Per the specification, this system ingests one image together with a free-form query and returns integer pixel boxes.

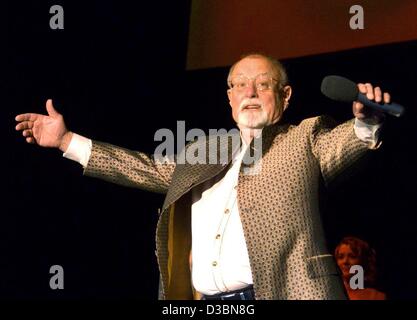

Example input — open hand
[15,99,72,152]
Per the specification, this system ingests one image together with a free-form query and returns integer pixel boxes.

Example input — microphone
[321,75,405,117]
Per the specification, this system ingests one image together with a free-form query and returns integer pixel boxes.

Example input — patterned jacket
[83,116,378,299]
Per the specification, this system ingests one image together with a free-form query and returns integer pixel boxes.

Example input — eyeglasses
[228,73,279,92]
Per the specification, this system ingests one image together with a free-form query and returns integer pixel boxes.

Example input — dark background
[4,1,417,300]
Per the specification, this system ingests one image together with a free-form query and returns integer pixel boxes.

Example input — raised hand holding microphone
[321,75,405,123]
[353,82,389,125]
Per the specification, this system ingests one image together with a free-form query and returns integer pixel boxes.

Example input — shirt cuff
[354,118,382,149]
[62,133,92,168]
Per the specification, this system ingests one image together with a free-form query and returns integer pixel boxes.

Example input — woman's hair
[335,236,378,286]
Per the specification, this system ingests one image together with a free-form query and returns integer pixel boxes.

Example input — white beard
[237,108,268,129]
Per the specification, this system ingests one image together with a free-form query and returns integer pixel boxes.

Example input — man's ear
[227,89,232,107]
[282,85,292,111]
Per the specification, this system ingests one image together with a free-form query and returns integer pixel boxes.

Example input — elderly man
[15,53,388,300]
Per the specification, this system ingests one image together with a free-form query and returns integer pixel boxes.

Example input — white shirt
[191,138,252,295]
[63,119,381,294]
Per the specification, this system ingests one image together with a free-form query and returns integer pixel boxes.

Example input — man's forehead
[233,57,276,76]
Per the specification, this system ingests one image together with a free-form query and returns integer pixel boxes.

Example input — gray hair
[227,53,288,91]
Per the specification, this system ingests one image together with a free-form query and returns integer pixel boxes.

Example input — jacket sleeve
[83,141,175,194]
[309,116,380,186]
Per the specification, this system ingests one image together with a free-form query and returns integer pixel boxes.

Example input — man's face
[227,57,289,130]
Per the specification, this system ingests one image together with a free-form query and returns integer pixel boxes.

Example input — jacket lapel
[161,132,241,212]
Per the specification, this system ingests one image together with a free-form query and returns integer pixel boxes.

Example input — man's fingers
[15,121,33,131]
[23,129,32,137]
[354,84,364,108]
[365,83,374,100]
[374,87,382,103]
[46,99,59,117]
[355,82,390,124]
[384,92,391,104]
[352,101,366,118]
[26,137,35,144]
[353,101,365,113]
[357,83,391,104]
[15,113,39,122]
[352,101,361,112]
[357,83,367,94]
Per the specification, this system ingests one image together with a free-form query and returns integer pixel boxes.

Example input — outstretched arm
[312,83,389,184]
[15,99,175,193]
[84,141,175,194]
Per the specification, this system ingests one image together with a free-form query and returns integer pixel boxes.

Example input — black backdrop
[4,1,417,300]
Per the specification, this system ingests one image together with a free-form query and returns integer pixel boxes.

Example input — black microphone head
[321,75,359,102]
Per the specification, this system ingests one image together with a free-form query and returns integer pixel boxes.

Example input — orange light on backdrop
[187,0,417,70]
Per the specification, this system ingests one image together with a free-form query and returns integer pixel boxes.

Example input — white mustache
[239,99,263,111]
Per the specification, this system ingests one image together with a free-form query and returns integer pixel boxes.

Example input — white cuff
[354,118,382,148]
[63,133,92,168]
